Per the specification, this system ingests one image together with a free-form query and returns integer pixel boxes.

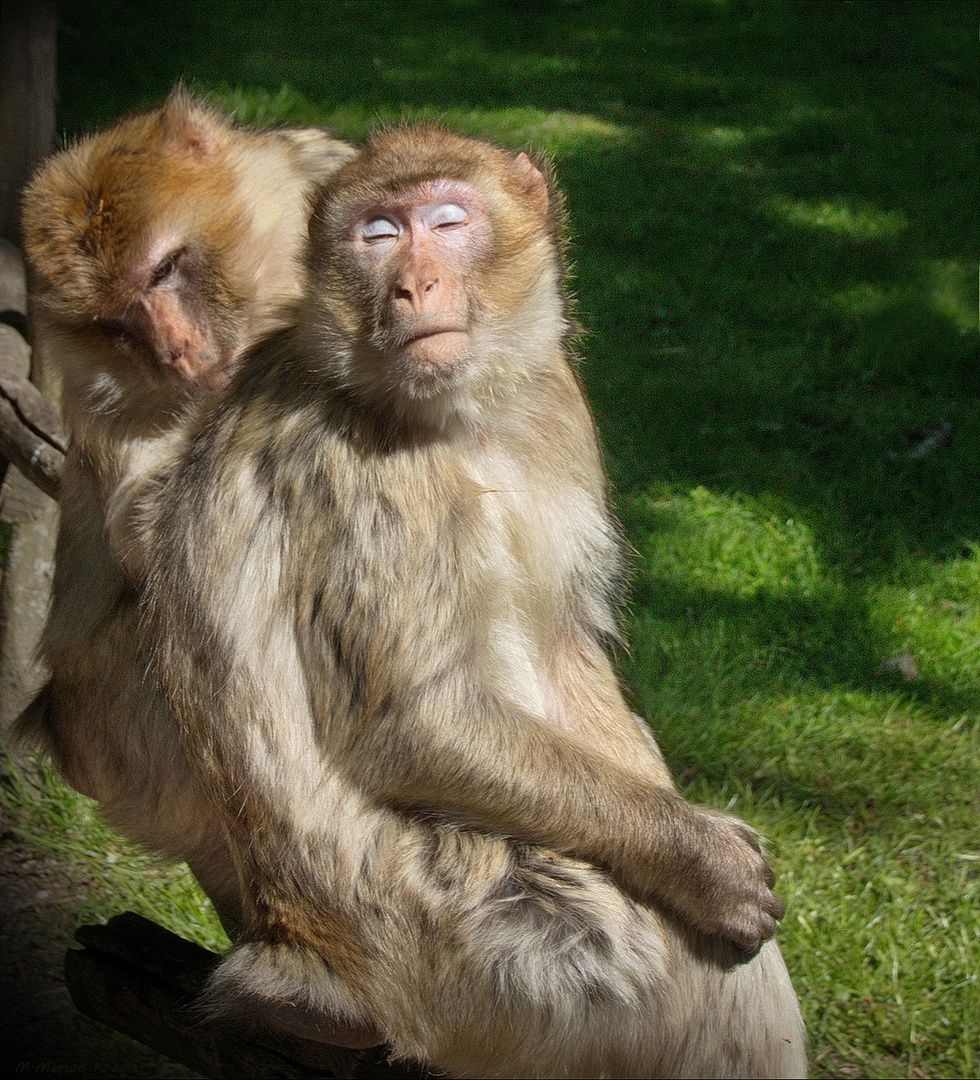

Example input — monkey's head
[22,93,256,398]
[304,126,572,430]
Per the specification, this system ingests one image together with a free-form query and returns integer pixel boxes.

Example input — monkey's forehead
[341,177,487,215]
[24,164,243,311]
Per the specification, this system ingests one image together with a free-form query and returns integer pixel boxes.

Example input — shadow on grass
[54,0,978,805]
[622,574,978,811]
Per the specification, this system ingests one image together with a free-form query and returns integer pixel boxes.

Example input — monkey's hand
[653,806,784,953]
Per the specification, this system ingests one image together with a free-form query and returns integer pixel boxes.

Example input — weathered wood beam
[67,913,432,1080]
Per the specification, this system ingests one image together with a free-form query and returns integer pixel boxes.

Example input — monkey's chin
[401,330,470,369]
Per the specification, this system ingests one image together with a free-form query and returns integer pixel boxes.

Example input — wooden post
[0,0,59,733]
[0,0,57,246]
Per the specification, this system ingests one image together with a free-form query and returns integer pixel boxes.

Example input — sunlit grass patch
[1,752,227,953]
[771,800,980,1080]
[203,81,334,129]
[923,260,978,334]
[767,197,909,241]
[869,546,980,693]
[627,486,826,599]
[620,481,980,1077]
[206,82,632,154]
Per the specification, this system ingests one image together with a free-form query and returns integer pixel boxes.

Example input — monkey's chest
[307,445,598,635]
[291,443,613,726]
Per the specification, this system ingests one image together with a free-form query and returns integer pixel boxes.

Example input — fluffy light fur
[124,127,807,1078]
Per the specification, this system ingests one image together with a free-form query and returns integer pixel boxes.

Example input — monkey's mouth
[400,328,470,367]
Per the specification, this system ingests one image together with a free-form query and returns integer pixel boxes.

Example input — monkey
[119,125,807,1078]
[16,91,357,940]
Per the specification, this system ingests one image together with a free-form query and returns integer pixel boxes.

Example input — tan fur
[127,127,806,1077]
[16,92,355,932]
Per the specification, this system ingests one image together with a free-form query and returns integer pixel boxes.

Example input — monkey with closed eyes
[111,125,807,1079]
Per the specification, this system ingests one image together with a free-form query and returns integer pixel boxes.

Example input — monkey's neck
[65,371,197,506]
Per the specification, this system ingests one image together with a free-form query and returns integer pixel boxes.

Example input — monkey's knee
[205,942,382,1050]
[476,851,673,1009]
[665,936,808,1080]
[467,857,806,1079]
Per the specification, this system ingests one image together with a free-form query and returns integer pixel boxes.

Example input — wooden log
[0,241,65,502]
[66,913,432,1080]
[0,238,61,732]
[0,323,65,501]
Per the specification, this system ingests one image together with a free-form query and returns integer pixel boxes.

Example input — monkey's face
[91,239,249,391]
[34,240,249,411]
[22,104,255,403]
[306,131,564,429]
[349,179,491,376]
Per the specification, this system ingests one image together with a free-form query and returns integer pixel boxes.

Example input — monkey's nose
[395,274,441,311]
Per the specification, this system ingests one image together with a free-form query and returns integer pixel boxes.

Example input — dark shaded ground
[0,801,198,1079]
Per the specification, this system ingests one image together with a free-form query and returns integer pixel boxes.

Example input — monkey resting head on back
[16,91,355,930]
[120,125,808,1078]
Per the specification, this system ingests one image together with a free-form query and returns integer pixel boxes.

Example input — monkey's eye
[360,218,400,243]
[99,319,139,349]
[149,249,184,287]
[429,203,468,229]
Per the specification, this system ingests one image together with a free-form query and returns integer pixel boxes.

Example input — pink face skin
[98,239,241,392]
[347,180,492,370]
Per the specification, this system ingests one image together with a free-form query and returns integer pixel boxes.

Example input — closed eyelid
[360,217,400,241]
[428,203,468,227]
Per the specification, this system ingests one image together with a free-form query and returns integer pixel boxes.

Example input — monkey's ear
[513,153,550,215]
[159,94,224,163]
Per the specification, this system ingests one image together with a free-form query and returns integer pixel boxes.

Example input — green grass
[1,753,227,952]
[622,488,980,1076]
[7,1,978,1076]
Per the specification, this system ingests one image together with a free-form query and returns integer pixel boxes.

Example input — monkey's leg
[205,825,805,1079]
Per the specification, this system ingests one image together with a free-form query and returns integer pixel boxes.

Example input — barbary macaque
[16,92,355,929]
[120,126,807,1078]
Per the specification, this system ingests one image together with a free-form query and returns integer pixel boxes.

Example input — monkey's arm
[340,684,783,952]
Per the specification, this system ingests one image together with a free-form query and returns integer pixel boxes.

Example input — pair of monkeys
[19,94,806,1078]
